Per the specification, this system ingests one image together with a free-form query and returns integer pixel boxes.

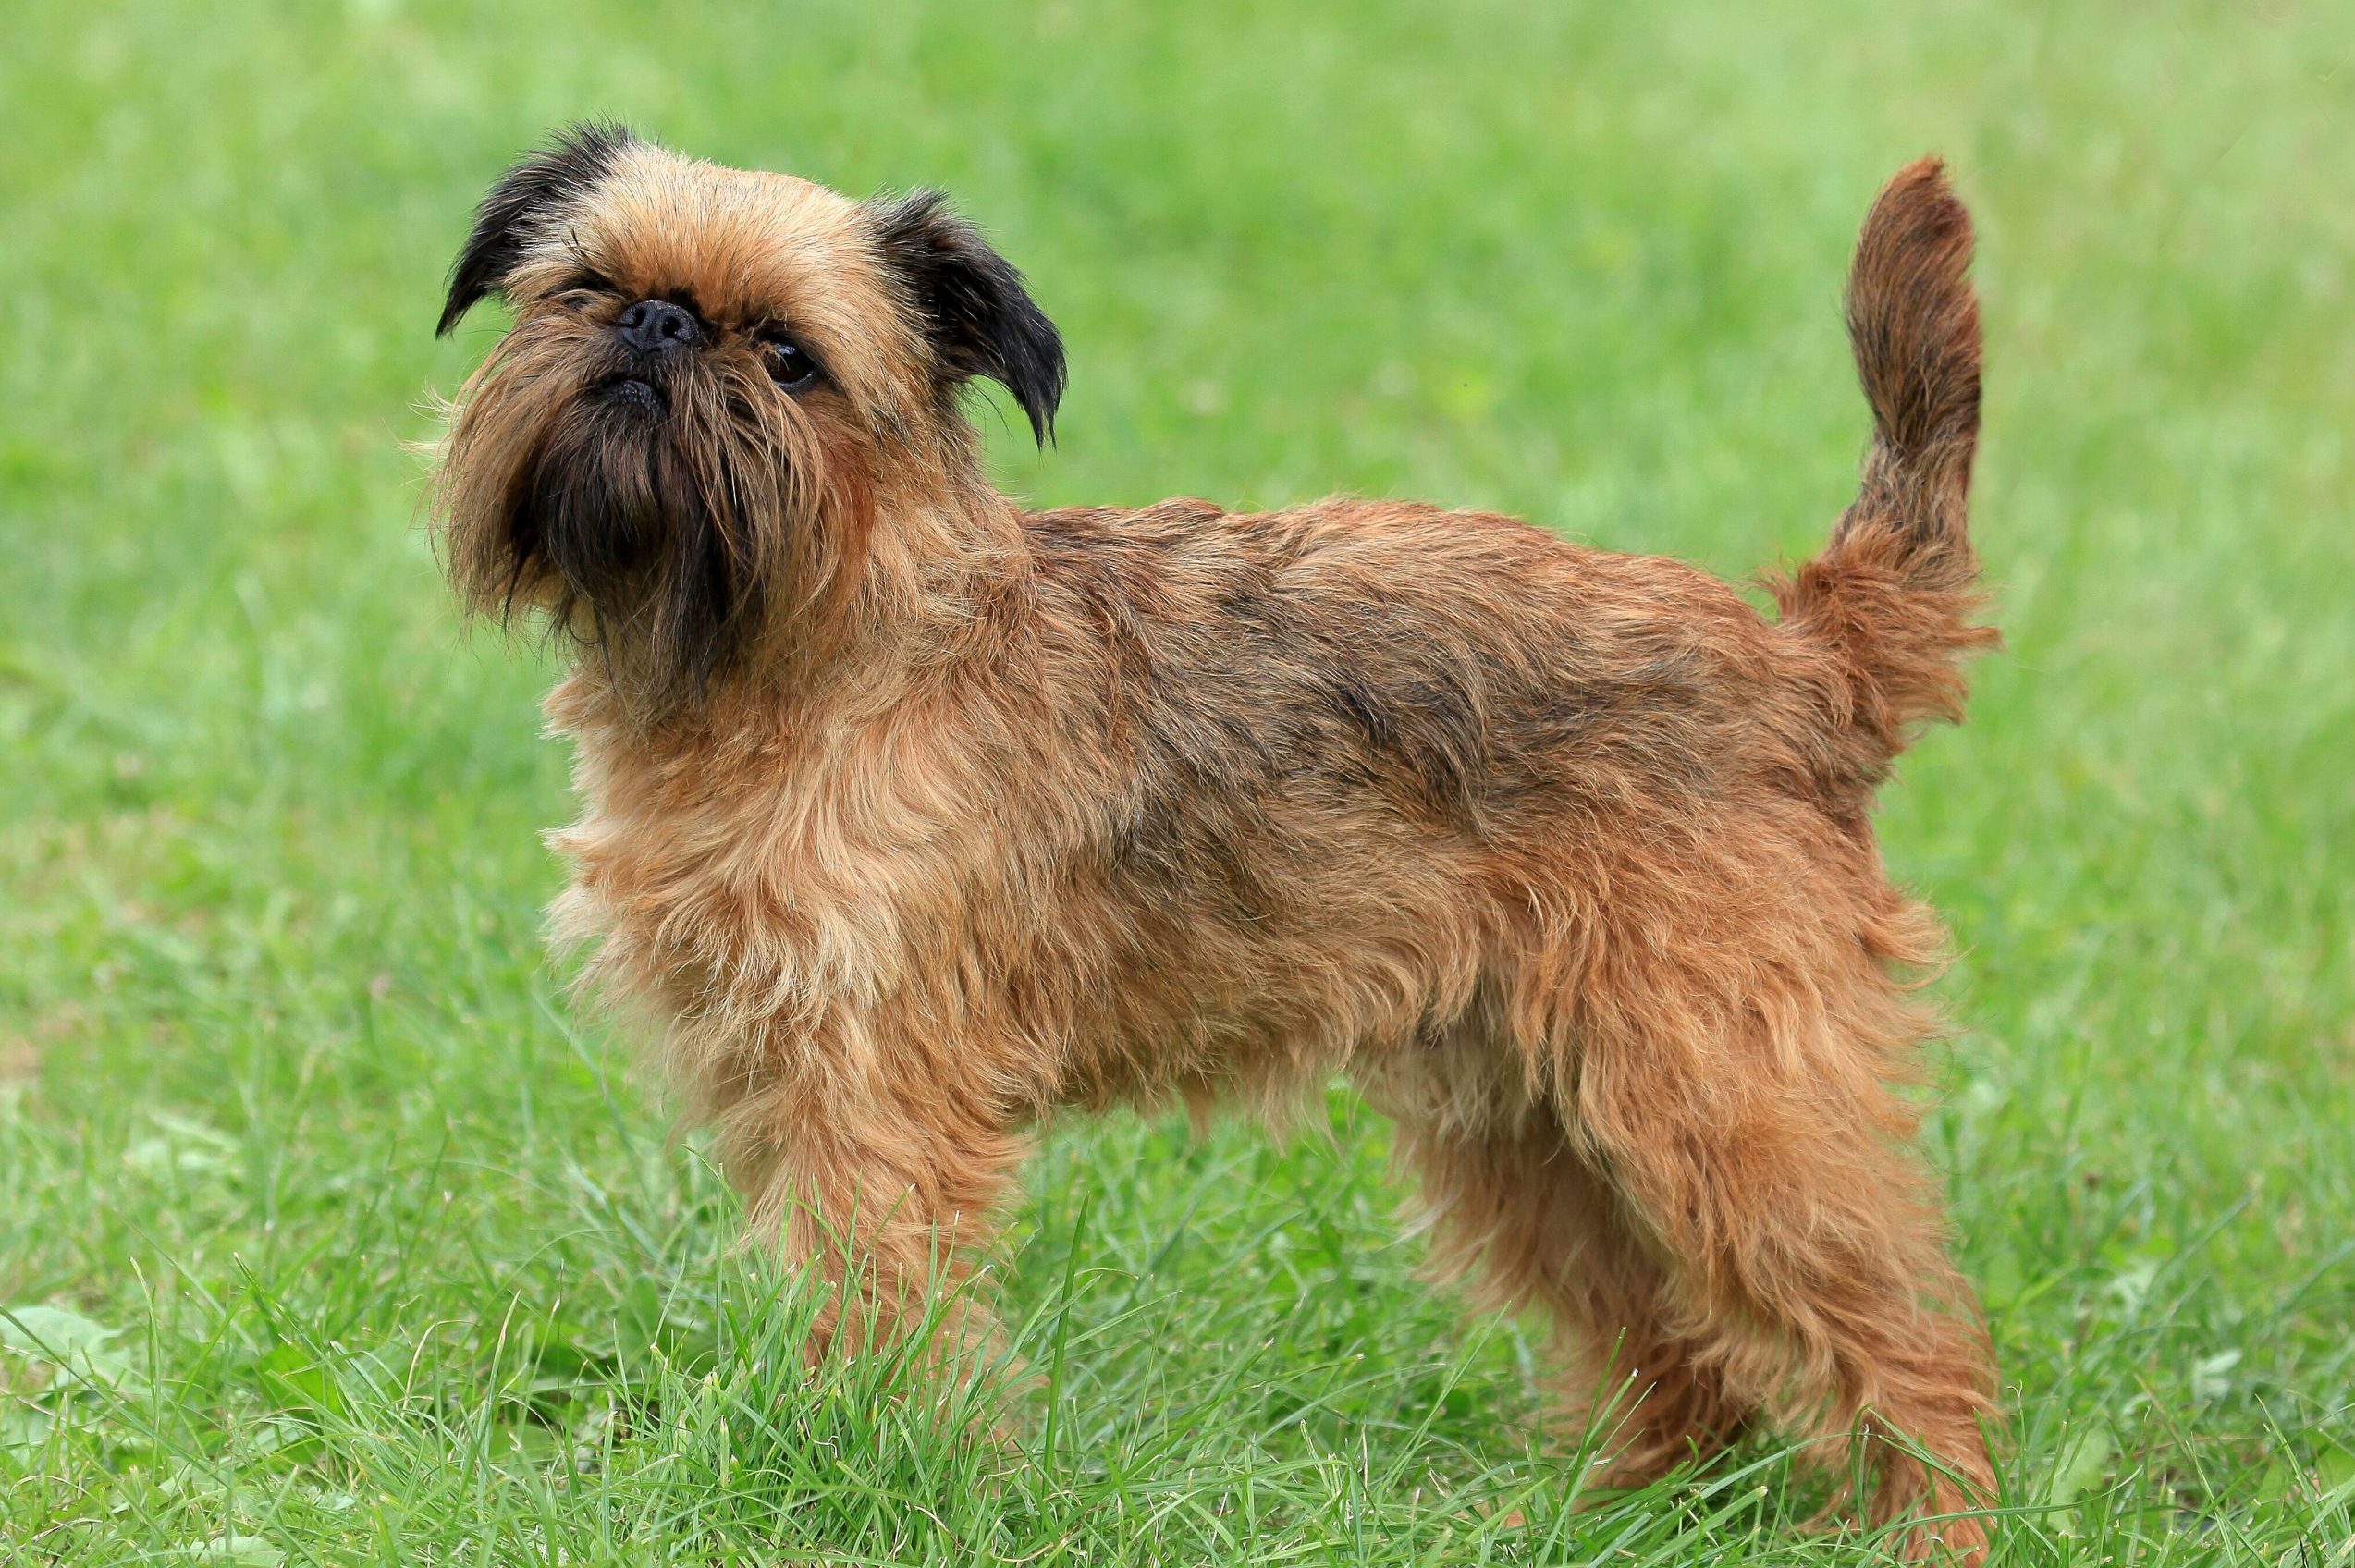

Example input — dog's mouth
[595,375,668,415]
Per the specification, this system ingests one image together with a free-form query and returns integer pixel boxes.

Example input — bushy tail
[1776,159,1995,776]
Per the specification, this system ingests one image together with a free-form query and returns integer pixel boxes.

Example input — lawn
[4,1,2351,1562]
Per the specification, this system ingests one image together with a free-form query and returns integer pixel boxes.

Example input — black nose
[614,299,703,355]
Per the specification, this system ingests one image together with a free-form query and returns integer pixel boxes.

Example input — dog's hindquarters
[1381,815,1999,1557]
[1368,161,2004,1559]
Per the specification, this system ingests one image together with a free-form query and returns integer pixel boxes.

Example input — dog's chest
[542,687,1024,1021]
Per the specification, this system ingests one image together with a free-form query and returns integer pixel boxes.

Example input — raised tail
[1776,158,1996,778]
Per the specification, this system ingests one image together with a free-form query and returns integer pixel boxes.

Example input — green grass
[4,1,2351,1562]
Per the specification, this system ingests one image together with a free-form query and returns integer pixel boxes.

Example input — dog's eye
[760,336,822,393]
[553,271,614,310]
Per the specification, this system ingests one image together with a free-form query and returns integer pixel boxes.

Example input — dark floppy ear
[871,190,1067,445]
[437,122,638,337]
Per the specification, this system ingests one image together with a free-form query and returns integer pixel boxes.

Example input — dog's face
[431,124,1064,704]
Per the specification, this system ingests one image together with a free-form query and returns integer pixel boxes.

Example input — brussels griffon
[430,126,2000,1554]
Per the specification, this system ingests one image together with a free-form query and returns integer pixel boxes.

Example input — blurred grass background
[3,1,2351,1562]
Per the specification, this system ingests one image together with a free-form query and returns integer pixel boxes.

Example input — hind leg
[1366,1071,1759,1482]
[1563,929,1999,1559]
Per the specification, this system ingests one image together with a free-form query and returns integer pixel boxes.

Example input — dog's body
[433,129,1998,1554]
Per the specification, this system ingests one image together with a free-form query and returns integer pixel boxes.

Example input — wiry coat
[431,132,2000,1558]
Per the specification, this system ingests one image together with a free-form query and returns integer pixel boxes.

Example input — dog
[428,125,2000,1556]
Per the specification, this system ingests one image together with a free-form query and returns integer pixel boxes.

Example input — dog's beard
[438,324,840,709]
[519,399,754,699]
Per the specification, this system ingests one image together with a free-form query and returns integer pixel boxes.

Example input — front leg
[721,1047,1032,1366]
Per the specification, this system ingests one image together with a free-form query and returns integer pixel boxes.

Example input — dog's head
[429,124,1063,705]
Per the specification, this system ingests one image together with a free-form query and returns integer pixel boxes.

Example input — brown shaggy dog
[429,127,2000,1556]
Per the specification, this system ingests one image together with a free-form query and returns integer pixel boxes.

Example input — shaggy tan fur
[429,129,2001,1557]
